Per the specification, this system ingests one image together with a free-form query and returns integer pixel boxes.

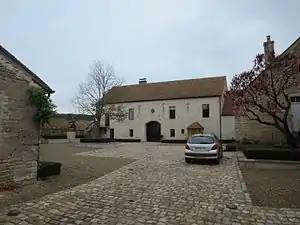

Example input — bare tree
[73,61,126,134]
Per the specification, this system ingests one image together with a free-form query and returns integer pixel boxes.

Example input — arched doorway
[146,121,161,142]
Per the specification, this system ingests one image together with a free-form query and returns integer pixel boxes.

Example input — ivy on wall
[27,86,56,125]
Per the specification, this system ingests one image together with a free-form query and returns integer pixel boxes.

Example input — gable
[0,45,54,94]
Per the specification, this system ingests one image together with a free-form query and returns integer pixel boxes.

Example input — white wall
[108,97,221,141]
[221,116,236,140]
[286,90,300,132]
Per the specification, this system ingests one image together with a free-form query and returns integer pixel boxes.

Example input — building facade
[0,45,53,186]
[103,76,236,141]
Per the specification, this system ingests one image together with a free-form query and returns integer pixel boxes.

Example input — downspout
[219,96,222,141]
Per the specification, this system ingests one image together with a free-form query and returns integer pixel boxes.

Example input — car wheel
[185,158,191,164]
[215,156,220,164]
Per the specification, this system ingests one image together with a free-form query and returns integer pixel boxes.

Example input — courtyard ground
[1,142,300,224]
[241,167,300,208]
[0,144,135,209]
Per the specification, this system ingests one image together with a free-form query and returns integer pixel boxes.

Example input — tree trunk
[285,134,298,147]
[283,129,298,147]
[280,119,298,147]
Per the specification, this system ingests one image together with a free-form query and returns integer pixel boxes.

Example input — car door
[213,135,222,154]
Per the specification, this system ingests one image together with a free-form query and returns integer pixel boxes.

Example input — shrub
[160,139,187,144]
[243,148,300,161]
[80,138,141,143]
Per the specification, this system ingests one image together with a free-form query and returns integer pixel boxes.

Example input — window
[169,106,176,119]
[170,129,175,137]
[186,103,190,112]
[181,129,185,134]
[104,114,110,127]
[188,136,214,144]
[128,108,134,120]
[202,104,210,118]
[129,129,134,137]
[290,96,300,103]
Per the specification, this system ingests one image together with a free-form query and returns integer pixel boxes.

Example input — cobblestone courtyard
[1,143,300,224]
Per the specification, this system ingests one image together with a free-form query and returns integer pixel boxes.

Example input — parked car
[184,133,223,164]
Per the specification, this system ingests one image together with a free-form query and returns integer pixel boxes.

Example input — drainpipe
[219,96,222,142]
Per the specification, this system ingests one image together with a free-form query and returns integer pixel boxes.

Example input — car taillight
[185,144,190,150]
[211,144,218,150]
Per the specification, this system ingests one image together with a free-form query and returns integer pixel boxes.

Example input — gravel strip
[0,143,135,210]
[241,167,300,208]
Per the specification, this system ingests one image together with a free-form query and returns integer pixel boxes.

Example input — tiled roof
[104,76,226,104]
[187,122,204,129]
[222,95,234,116]
[42,120,91,130]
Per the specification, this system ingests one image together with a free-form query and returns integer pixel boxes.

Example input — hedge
[42,134,86,139]
[42,135,67,139]
[225,144,237,152]
[243,148,300,161]
[80,138,141,143]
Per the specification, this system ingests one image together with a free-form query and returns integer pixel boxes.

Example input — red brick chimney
[263,35,275,63]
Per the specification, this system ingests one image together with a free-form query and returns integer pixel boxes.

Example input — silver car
[184,133,223,164]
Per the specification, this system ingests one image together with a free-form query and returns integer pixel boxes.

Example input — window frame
[169,106,176,119]
[129,129,134,137]
[290,96,300,103]
[170,129,175,137]
[104,113,110,127]
[202,104,210,118]
[128,108,134,120]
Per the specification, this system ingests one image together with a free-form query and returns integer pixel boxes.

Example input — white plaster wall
[221,116,236,140]
[108,97,221,141]
[290,103,300,132]
[286,89,300,132]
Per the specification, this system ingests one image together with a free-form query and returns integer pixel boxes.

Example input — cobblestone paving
[1,143,300,224]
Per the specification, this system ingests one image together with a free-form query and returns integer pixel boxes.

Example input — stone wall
[235,116,283,143]
[0,56,39,186]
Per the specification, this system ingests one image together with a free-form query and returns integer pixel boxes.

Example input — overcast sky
[1,0,299,113]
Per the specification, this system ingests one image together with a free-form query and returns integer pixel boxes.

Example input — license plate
[194,147,206,151]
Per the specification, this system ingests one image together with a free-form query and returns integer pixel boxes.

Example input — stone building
[235,36,300,143]
[0,45,54,186]
[103,76,236,141]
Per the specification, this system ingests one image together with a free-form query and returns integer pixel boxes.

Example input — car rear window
[188,136,214,144]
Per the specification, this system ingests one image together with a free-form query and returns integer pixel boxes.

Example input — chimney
[139,78,147,84]
[263,35,275,62]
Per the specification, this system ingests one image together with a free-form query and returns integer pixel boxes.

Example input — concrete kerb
[235,151,253,205]
[239,158,300,170]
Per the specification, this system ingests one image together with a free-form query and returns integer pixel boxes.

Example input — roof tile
[105,76,226,104]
